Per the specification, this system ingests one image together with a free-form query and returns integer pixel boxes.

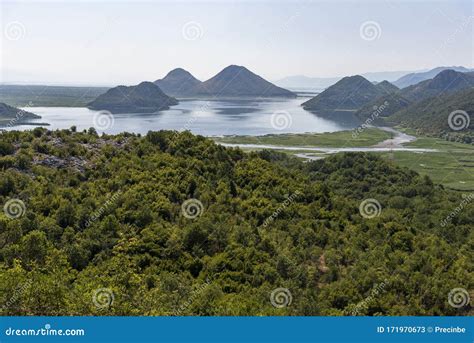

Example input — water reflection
[5,97,362,136]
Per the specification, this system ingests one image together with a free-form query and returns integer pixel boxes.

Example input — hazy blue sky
[1,0,472,85]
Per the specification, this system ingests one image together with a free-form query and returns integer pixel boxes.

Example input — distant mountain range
[356,69,474,120]
[87,82,178,114]
[0,102,40,123]
[276,66,473,90]
[275,70,411,90]
[274,75,341,90]
[401,69,474,101]
[392,66,472,88]
[301,75,397,111]
[155,65,295,98]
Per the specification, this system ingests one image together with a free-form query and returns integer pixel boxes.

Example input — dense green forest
[0,128,472,316]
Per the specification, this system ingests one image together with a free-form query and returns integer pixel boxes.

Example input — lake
[7,97,362,136]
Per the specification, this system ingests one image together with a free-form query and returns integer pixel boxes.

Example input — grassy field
[383,136,474,191]
[0,85,109,107]
[377,149,474,191]
[215,128,474,191]
[215,128,392,147]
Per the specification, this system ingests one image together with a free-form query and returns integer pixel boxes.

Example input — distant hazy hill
[0,85,109,107]
[301,75,395,111]
[387,88,474,136]
[275,70,412,90]
[393,66,472,88]
[87,82,178,113]
[274,75,341,90]
[154,68,202,97]
[0,102,40,123]
[193,65,296,98]
[356,70,474,120]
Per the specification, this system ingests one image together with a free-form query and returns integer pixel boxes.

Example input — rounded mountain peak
[165,68,195,78]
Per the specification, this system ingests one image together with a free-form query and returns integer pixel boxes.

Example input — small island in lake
[87,82,178,114]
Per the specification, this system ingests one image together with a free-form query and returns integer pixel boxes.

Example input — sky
[0,0,473,86]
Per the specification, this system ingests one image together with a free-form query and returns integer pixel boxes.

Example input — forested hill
[0,129,472,316]
[387,88,474,141]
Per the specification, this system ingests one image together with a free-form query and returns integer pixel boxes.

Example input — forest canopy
[0,128,472,316]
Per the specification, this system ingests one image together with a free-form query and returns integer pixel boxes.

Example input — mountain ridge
[192,65,296,98]
[154,68,202,97]
[87,81,178,114]
[393,66,472,88]
[355,69,474,121]
[301,75,396,112]
[153,65,296,98]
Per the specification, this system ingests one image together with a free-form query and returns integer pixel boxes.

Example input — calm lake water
[8,97,362,136]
